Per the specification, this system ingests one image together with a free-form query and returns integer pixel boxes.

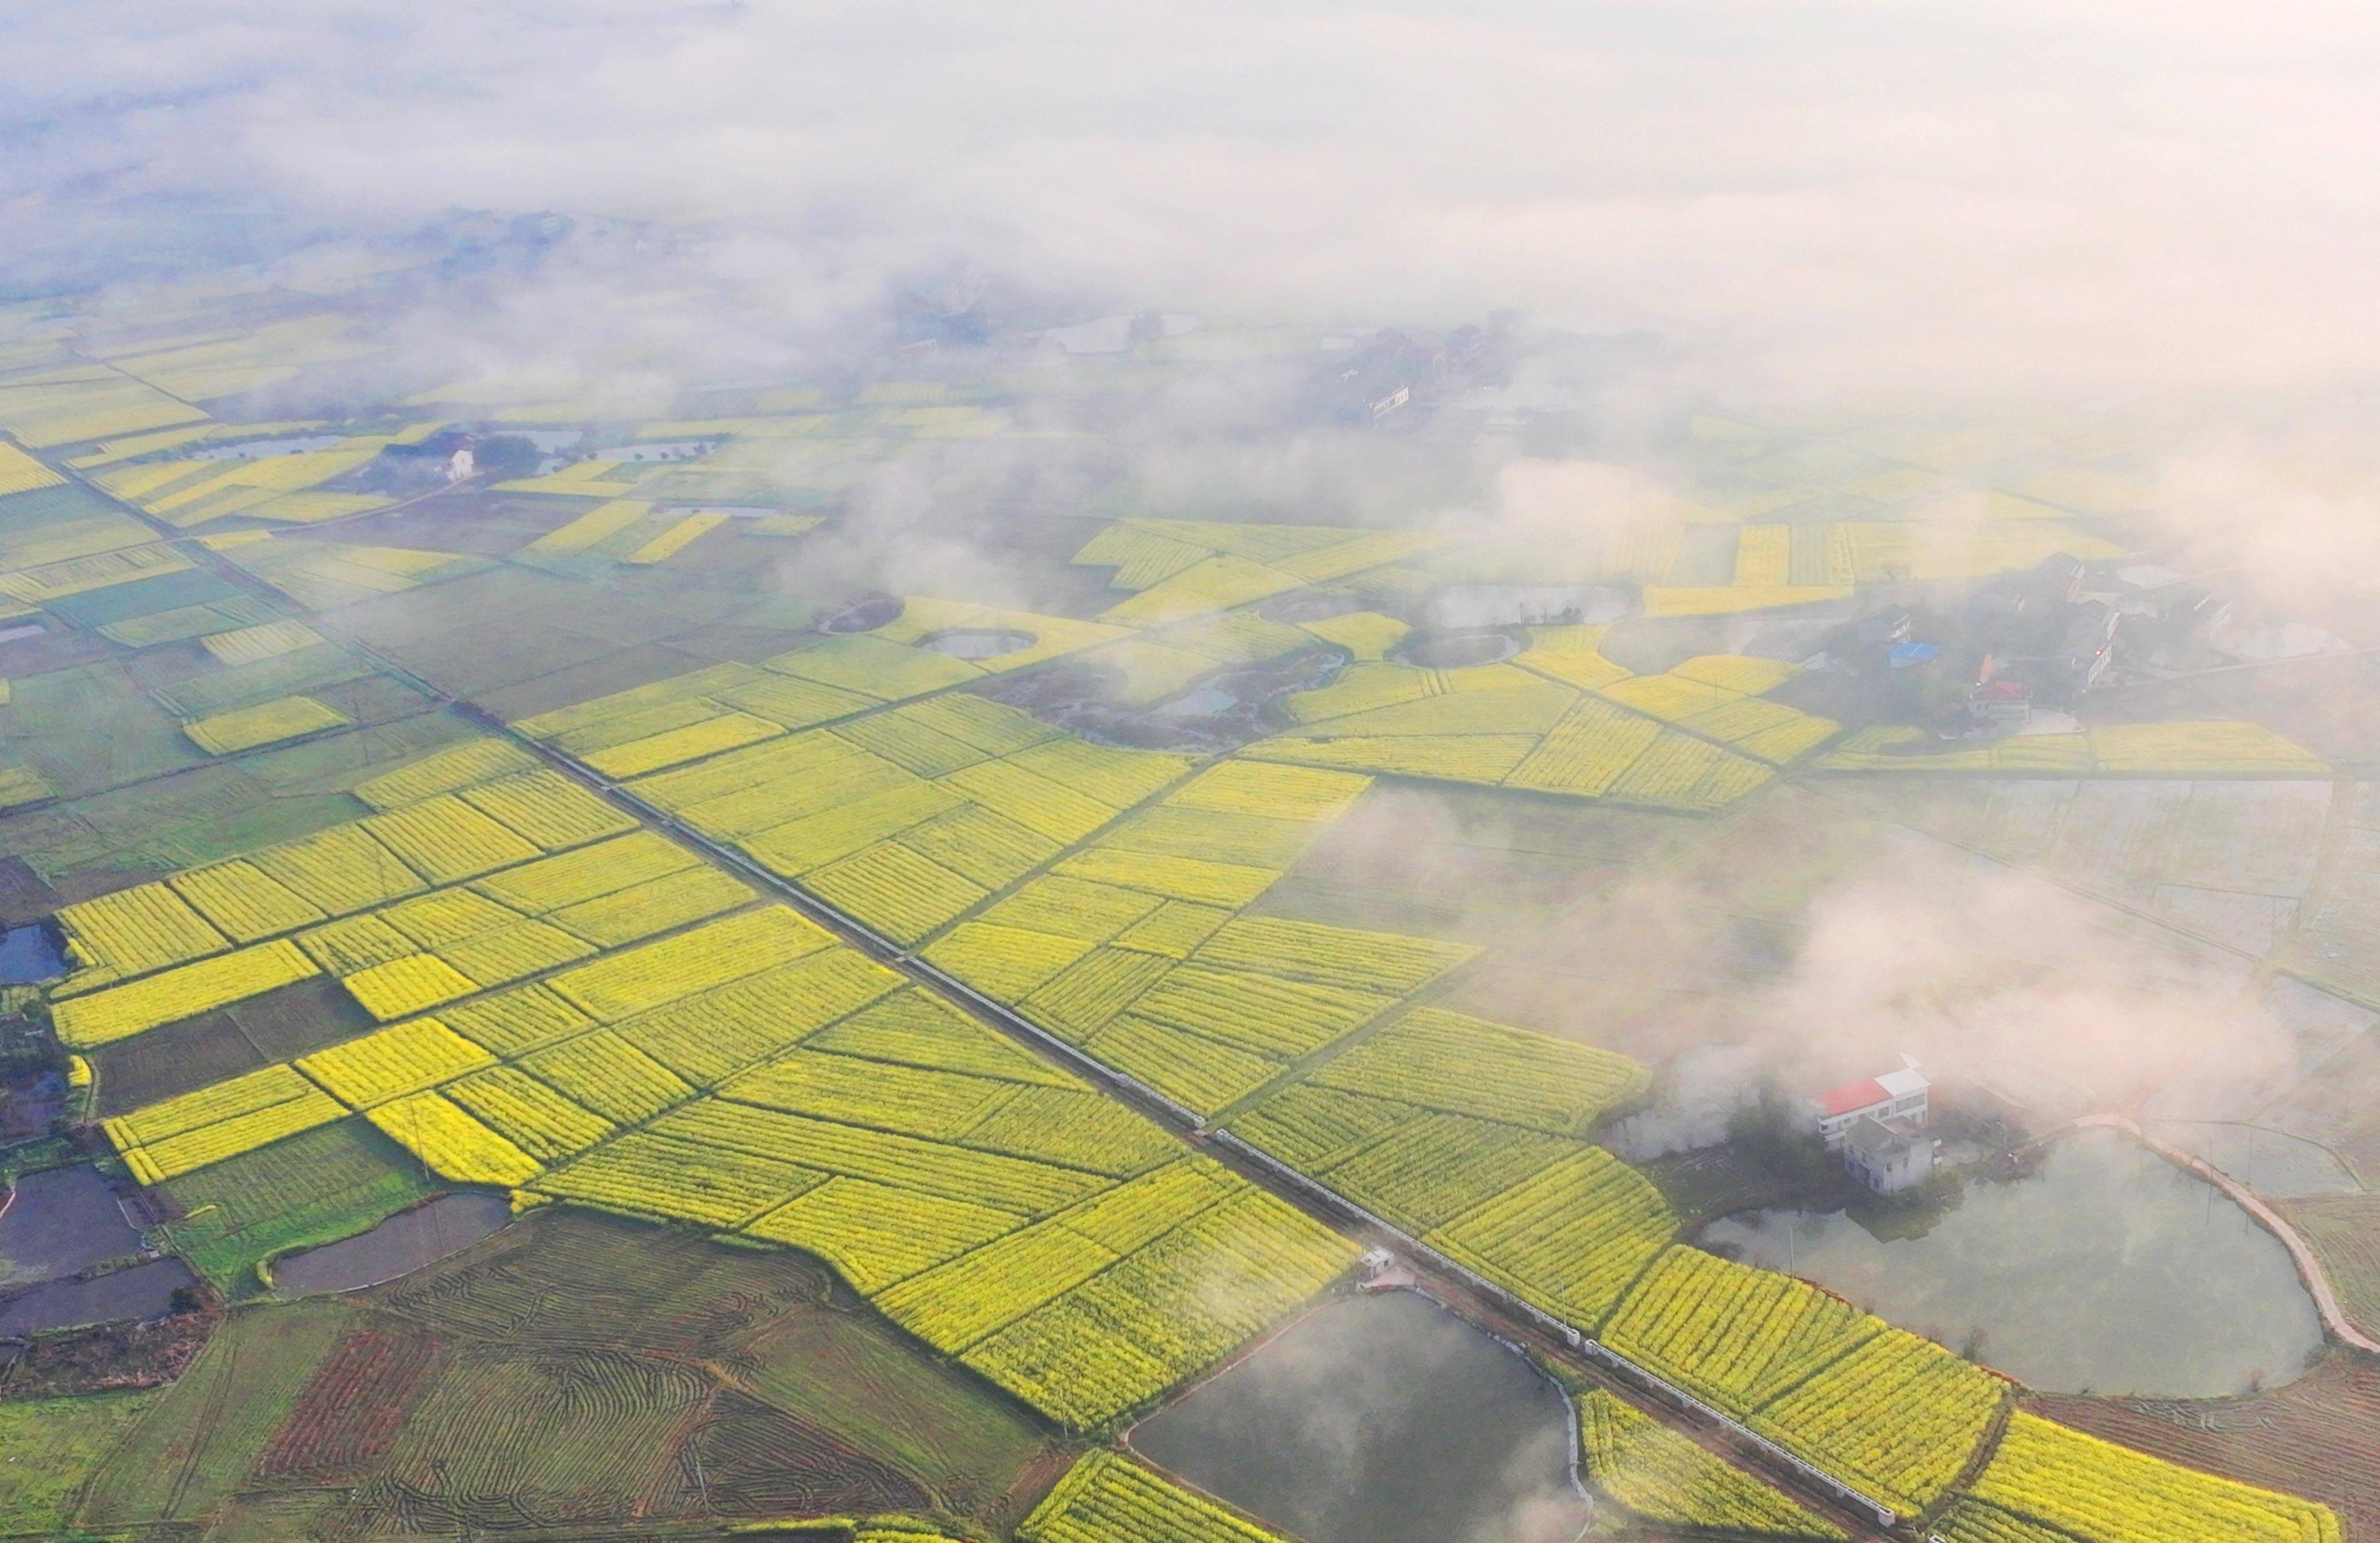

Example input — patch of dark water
[1131,1291,1591,1543]
[0,1256,196,1335]
[0,924,66,984]
[270,1192,513,1296]
[0,1166,144,1290]
[1701,1128,2322,1396]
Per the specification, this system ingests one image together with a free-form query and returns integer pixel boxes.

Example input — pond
[1130,1290,1591,1543]
[0,1257,196,1336]
[0,924,67,985]
[922,628,1033,660]
[1700,1129,2323,1397]
[1425,584,1631,630]
[0,1166,144,1290]
[270,1192,513,1296]
[1394,630,1521,669]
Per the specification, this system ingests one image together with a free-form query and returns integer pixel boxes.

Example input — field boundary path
[2074,1114,2380,1355]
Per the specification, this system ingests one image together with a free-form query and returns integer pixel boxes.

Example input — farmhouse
[1843,1113,1935,1194]
[1806,1066,1929,1149]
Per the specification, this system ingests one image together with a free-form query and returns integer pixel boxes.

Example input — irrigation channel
[52,456,1901,1542]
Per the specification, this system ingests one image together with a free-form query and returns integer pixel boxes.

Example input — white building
[1807,1066,1929,1149]
[1843,1114,1934,1194]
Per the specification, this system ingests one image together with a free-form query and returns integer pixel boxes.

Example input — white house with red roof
[1807,1063,1929,1149]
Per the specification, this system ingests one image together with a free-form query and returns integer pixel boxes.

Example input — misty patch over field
[11,0,2380,1253]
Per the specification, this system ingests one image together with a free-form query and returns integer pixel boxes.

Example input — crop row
[167,860,329,943]
[1312,1006,1650,1134]
[975,875,1164,942]
[744,1175,1022,1292]
[299,1017,494,1107]
[1229,1083,1417,1169]
[1748,1327,2008,1515]
[1251,730,1540,784]
[1020,1450,1286,1543]
[363,1091,542,1187]
[661,1098,1102,1214]
[1576,1390,1845,1540]
[1097,803,1321,870]
[1425,1147,1677,1330]
[805,990,1081,1088]
[1081,1013,1278,1115]
[1604,1246,1880,1414]
[1964,1413,2341,1543]
[52,881,231,987]
[608,948,903,1085]
[802,840,989,944]
[1504,699,1663,794]
[523,1030,695,1123]
[183,693,351,755]
[535,1130,826,1228]
[894,802,1059,888]
[53,938,318,1049]
[1189,915,1474,994]
[725,1048,1020,1142]
[1318,1111,1575,1231]
[444,1065,614,1161]
[546,906,833,1018]
[57,747,645,1013]
[121,1086,348,1183]
[352,736,538,809]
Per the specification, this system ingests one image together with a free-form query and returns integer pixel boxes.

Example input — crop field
[1251,648,1801,811]
[252,1323,452,1482]
[1960,1413,2343,1543]
[1821,721,2329,778]
[0,1390,162,1534]
[1021,1449,1289,1543]
[1577,1389,1845,1539]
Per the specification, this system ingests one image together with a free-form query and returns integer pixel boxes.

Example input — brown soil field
[91,1010,268,1116]
[664,1390,930,1518]
[228,975,375,1061]
[0,1306,216,1398]
[253,1321,452,1482]
[0,857,61,927]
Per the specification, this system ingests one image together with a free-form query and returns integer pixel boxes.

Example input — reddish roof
[1817,1078,1891,1117]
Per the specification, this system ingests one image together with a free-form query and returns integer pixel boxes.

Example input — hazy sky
[10,1,2380,399]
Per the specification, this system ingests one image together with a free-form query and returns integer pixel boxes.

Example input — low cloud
[9,0,2380,405]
